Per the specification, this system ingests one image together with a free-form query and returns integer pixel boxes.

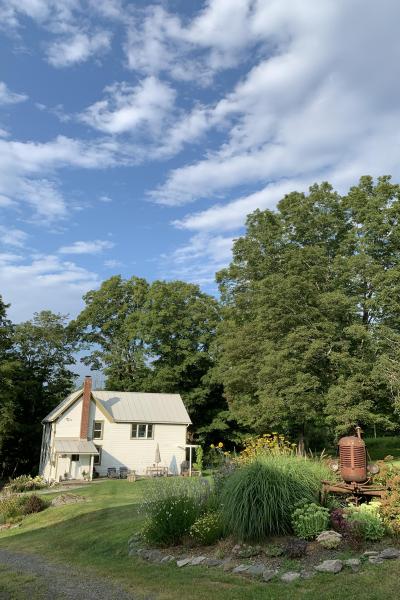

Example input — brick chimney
[80,376,92,440]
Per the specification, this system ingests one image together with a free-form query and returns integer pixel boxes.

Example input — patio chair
[119,467,128,479]
[107,467,117,478]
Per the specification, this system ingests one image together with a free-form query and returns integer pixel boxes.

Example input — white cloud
[0,252,99,322]
[80,77,175,135]
[46,29,111,68]
[0,135,132,220]
[58,239,114,254]
[104,258,121,268]
[0,81,27,105]
[0,226,28,247]
[150,0,400,207]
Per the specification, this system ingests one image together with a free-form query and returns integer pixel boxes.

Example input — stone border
[128,537,400,584]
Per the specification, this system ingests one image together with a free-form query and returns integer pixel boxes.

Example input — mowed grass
[0,479,399,600]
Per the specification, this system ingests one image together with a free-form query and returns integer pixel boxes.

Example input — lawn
[0,479,399,600]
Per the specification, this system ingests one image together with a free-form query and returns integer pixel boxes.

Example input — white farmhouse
[39,376,192,482]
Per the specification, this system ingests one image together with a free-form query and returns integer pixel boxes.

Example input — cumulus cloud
[80,77,175,135]
[46,29,111,68]
[0,226,28,247]
[0,81,27,105]
[0,252,99,322]
[0,135,132,220]
[59,240,114,254]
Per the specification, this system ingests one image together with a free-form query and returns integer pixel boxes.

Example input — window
[94,445,102,466]
[71,454,79,462]
[131,423,153,439]
[93,421,104,440]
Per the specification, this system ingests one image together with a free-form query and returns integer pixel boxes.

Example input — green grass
[0,566,50,600]
[0,479,399,600]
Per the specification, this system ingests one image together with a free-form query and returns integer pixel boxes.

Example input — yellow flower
[218,442,224,448]
[210,444,215,449]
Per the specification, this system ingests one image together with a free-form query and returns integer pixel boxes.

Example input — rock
[244,565,265,578]
[300,570,316,579]
[379,548,400,560]
[281,571,301,583]
[222,560,236,572]
[190,556,206,566]
[344,558,361,571]
[315,559,343,574]
[232,564,250,574]
[137,549,152,560]
[262,569,278,582]
[363,551,379,557]
[203,558,222,567]
[369,556,384,565]
[232,544,241,554]
[148,550,164,562]
[160,555,175,563]
[128,548,139,556]
[177,558,192,568]
[316,530,342,549]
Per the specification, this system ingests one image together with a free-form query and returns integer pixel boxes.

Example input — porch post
[89,455,94,481]
[189,446,192,477]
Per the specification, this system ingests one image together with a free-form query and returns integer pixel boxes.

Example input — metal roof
[93,391,192,424]
[54,438,99,454]
[42,388,83,423]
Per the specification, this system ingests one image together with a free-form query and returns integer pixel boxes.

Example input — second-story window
[131,423,153,439]
[93,421,104,440]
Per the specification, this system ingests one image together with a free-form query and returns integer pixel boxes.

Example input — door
[69,454,80,479]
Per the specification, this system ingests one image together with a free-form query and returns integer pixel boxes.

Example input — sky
[1,0,400,323]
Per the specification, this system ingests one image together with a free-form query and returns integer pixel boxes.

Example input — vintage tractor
[321,426,386,503]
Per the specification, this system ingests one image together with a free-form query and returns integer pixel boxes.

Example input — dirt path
[0,549,146,600]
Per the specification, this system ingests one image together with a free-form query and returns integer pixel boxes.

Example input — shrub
[0,495,24,522]
[193,446,204,472]
[21,494,49,515]
[291,503,330,540]
[346,502,386,541]
[6,475,47,493]
[330,508,364,549]
[189,512,223,545]
[221,454,330,540]
[141,479,211,546]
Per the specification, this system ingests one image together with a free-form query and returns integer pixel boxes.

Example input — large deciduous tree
[0,307,77,476]
[215,176,400,442]
[74,277,235,444]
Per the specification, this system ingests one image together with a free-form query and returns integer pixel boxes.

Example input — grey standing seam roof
[93,391,191,424]
[54,439,99,454]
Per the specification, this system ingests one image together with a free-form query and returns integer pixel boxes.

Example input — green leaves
[215,176,400,440]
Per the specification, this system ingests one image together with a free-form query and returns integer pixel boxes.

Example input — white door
[69,455,80,479]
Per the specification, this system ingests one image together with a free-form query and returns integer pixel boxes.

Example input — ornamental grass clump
[221,454,330,541]
[141,478,212,546]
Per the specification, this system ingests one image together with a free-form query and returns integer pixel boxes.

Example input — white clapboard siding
[89,401,186,475]
[55,396,83,437]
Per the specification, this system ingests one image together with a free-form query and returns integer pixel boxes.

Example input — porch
[54,438,99,482]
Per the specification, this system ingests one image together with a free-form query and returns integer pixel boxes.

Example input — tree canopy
[74,277,237,444]
[215,176,400,441]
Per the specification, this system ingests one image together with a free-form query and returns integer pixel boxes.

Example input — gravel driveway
[0,549,145,600]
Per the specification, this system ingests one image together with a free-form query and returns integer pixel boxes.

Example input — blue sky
[1,0,400,323]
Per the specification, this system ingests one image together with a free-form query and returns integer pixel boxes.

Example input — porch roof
[54,438,99,455]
